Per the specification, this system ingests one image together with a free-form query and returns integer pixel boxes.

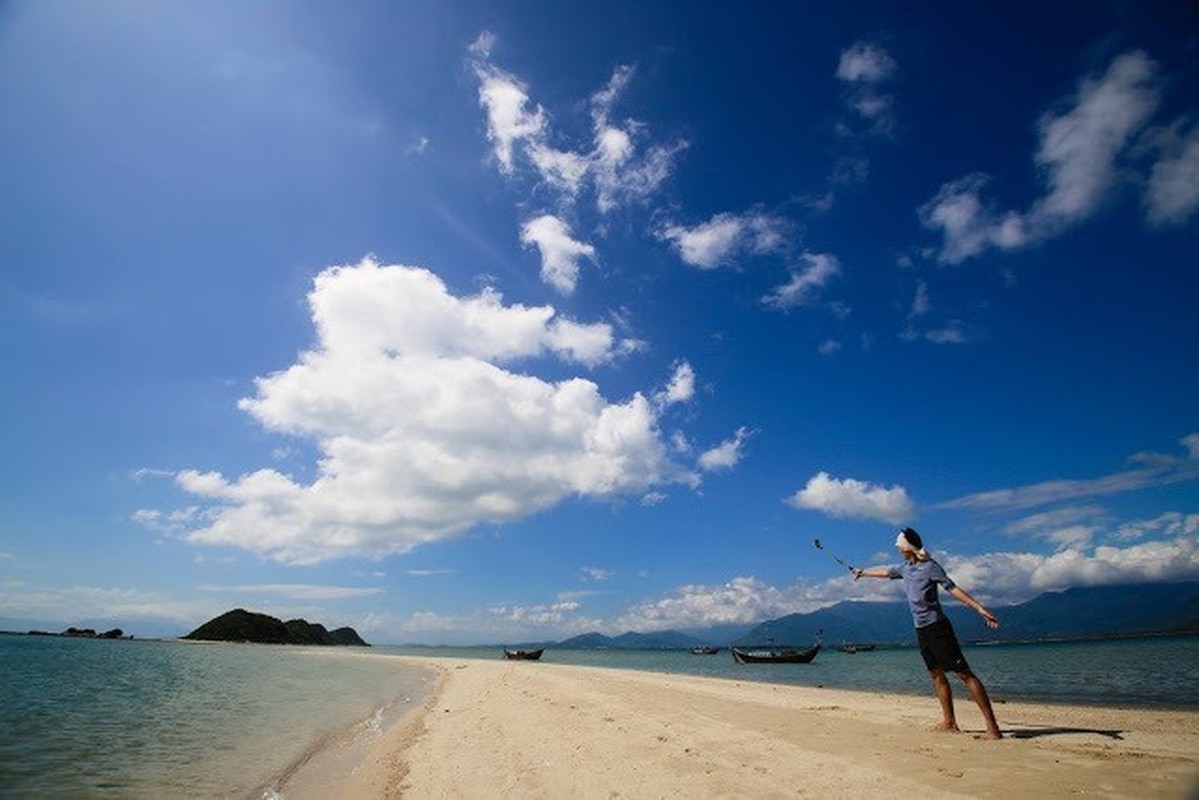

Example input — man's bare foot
[977,729,1002,740]
[932,721,961,733]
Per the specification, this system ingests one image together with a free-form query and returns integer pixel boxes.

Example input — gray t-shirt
[887,559,957,628]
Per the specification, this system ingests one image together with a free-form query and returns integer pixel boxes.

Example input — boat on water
[836,643,876,654]
[689,646,720,655]
[731,643,821,664]
[503,648,545,660]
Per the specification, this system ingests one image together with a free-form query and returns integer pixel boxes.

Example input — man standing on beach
[854,527,1003,739]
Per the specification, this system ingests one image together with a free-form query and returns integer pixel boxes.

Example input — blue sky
[2,1,1197,644]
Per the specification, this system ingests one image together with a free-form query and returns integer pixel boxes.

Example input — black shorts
[916,617,971,673]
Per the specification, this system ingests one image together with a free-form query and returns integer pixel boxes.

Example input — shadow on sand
[1005,726,1124,740]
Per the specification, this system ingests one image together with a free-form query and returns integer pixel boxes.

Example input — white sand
[338,657,1199,798]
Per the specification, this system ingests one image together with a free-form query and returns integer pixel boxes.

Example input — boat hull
[503,648,544,660]
[731,644,821,664]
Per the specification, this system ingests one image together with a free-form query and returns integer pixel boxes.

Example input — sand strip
[341,657,1199,798]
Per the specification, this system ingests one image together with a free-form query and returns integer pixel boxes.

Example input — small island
[26,627,130,639]
[183,608,369,646]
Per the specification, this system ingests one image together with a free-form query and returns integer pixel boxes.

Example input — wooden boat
[689,646,720,655]
[836,643,876,654]
[731,643,821,664]
[503,648,544,660]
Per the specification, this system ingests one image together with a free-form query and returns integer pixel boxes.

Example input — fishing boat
[731,643,821,664]
[836,643,876,654]
[689,646,720,655]
[503,648,545,660]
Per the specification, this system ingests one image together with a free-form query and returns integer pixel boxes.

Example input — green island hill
[183,608,369,646]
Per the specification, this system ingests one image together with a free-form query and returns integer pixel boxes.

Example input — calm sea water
[0,636,433,798]
[1,634,1195,797]
[380,634,1199,709]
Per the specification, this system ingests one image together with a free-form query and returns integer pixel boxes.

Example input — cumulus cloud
[656,211,788,269]
[921,50,1163,263]
[470,35,685,212]
[616,576,832,630]
[519,214,596,294]
[762,252,841,309]
[785,471,915,524]
[142,257,700,564]
[940,534,1199,605]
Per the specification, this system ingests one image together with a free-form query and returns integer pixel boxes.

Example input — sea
[2,633,1196,797]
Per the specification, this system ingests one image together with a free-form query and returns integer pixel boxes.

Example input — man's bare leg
[929,668,961,732]
[958,670,1002,739]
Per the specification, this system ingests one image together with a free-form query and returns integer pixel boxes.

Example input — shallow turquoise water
[0,636,432,798]
[1,633,1193,797]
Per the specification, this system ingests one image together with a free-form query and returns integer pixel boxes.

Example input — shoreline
[334,656,1199,798]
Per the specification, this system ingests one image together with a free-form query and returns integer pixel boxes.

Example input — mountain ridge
[500,580,1199,650]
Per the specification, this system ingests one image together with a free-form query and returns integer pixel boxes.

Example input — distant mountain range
[513,581,1199,650]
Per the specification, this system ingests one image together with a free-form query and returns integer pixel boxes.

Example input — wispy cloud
[469,33,685,213]
[836,41,897,136]
[762,252,841,310]
[1143,119,1199,225]
[920,50,1174,264]
[197,584,384,600]
[940,433,1199,512]
[580,567,613,582]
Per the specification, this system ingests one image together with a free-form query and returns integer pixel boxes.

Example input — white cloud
[519,214,596,295]
[655,361,695,406]
[762,251,840,309]
[918,174,1028,264]
[617,576,831,630]
[698,426,751,472]
[1112,512,1198,542]
[1144,120,1199,225]
[657,211,788,270]
[940,434,1199,512]
[921,50,1163,263]
[836,42,897,83]
[197,584,384,600]
[472,60,545,174]
[131,506,204,533]
[0,584,213,628]
[1029,50,1160,228]
[923,320,970,344]
[909,281,930,318]
[149,257,700,564]
[940,534,1199,605]
[817,339,842,356]
[470,40,684,213]
[581,566,613,582]
[836,41,897,136]
[785,471,915,524]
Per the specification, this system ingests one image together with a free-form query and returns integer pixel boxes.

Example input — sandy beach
[339,656,1199,799]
